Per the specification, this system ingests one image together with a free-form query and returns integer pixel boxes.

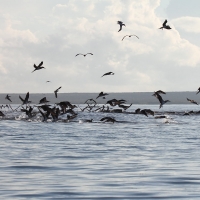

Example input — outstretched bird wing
[132,35,139,39]
[163,19,167,27]
[122,35,128,41]
[19,95,24,102]
[86,53,93,56]
[75,53,82,57]
[25,92,29,102]
[38,61,43,67]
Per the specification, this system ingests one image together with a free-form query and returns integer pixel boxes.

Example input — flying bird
[32,61,45,73]
[159,19,171,30]
[122,35,139,41]
[154,92,170,109]
[5,94,12,102]
[75,53,93,57]
[187,98,198,105]
[39,97,49,104]
[117,21,125,32]
[54,87,62,98]
[96,92,109,99]
[19,92,31,105]
[101,72,114,77]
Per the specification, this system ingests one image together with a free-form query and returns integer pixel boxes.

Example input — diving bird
[5,94,12,102]
[122,34,139,41]
[154,92,170,109]
[32,61,45,73]
[75,53,93,57]
[96,92,108,99]
[187,98,198,105]
[19,92,31,105]
[101,72,114,77]
[117,21,125,32]
[54,87,62,98]
[196,87,200,94]
[159,19,171,30]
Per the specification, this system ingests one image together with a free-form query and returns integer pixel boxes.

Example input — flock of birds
[0,20,200,123]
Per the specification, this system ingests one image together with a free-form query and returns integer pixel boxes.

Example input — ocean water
[0,104,200,199]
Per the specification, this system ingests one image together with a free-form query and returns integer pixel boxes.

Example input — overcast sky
[0,0,200,93]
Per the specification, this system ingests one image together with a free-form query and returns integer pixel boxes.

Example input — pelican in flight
[122,35,139,41]
[54,87,62,98]
[159,19,171,30]
[5,94,12,102]
[101,72,114,77]
[96,92,108,99]
[32,61,45,73]
[19,92,31,105]
[117,21,125,32]
[154,92,170,108]
[187,98,198,105]
[75,53,93,57]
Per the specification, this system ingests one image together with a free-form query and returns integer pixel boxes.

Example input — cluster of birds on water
[1,19,200,122]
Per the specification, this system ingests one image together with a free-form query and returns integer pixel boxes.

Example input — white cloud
[0,0,200,93]
[172,16,200,33]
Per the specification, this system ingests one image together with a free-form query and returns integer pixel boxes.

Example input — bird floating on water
[159,19,171,30]
[54,87,62,98]
[75,53,93,57]
[101,72,114,77]
[122,35,139,41]
[100,116,116,123]
[5,94,12,102]
[32,61,45,73]
[117,21,125,32]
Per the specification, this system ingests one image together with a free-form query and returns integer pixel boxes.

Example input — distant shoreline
[0,92,199,104]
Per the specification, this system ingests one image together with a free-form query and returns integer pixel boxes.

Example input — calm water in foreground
[0,104,200,199]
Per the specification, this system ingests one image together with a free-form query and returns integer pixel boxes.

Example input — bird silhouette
[100,116,116,123]
[101,72,114,77]
[187,98,198,105]
[159,19,171,30]
[54,87,62,98]
[39,97,49,104]
[19,92,31,105]
[122,35,139,41]
[154,93,170,108]
[96,92,108,99]
[75,53,93,57]
[32,61,45,73]
[117,21,125,32]
[5,94,12,102]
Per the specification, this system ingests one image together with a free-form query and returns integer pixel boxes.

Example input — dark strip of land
[0,92,199,104]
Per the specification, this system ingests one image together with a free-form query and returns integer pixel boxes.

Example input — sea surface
[0,104,200,199]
